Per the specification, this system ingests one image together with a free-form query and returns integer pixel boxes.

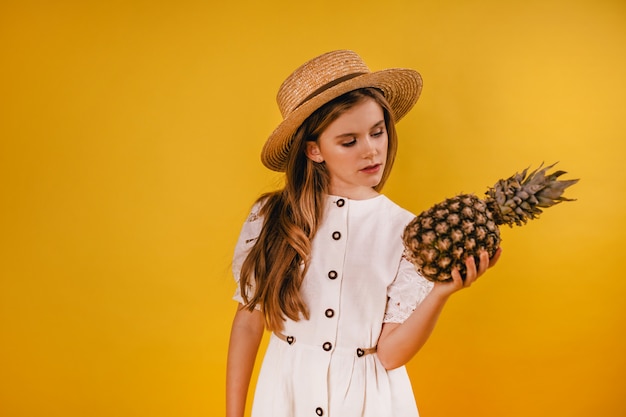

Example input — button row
[312,198,342,417]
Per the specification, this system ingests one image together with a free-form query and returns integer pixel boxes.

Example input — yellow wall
[1,0,625,416]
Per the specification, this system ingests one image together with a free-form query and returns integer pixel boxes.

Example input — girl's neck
[327,186,380,201]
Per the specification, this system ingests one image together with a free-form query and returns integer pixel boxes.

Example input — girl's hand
[431,247,502,298]
[378,247,501,369]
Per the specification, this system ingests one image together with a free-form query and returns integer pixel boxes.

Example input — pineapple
[402,163,578,282]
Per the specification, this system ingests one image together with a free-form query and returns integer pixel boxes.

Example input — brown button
[325,309,334,318]
[328,270,338,280]
[316,407,324,416]
[332,231,341,240]
[336,199,345,207]
[322,342,332,351]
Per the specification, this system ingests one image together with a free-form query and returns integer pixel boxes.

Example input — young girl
[226,50,500,417]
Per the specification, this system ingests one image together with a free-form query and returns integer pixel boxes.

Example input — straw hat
[261,50,423,172]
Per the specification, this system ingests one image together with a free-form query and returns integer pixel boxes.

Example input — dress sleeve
[232,201,264,307]
[383,254,434,324]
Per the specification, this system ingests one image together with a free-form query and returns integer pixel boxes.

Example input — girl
[226,50,500,417]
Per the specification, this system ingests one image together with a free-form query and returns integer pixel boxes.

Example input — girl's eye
[371,129,384,138]
[342,139,357,147]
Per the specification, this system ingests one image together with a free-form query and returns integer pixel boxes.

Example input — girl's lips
[360,163,382,174]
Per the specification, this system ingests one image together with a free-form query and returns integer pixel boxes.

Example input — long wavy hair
[239,87,399,331]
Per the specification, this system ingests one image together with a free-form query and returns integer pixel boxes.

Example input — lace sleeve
[383,254,434,323]
[232,201,264,308]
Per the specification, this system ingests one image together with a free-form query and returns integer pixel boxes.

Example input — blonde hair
[240,88,398,331]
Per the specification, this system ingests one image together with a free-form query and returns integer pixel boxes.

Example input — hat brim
[261,68,423,172]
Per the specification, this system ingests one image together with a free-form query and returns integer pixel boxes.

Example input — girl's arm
[226,305,265,417]
[377,248,501,370]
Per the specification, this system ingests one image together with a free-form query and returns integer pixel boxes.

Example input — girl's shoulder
[376,195,416,224]
[245,199,265,223]
[244,192,277,223]
[235,196,271,246]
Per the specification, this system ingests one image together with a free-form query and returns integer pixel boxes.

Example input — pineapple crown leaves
[485,162,579,227]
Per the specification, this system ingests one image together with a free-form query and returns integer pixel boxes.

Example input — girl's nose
[362,137,378,158]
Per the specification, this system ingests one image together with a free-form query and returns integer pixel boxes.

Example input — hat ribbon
[295,72,368,110]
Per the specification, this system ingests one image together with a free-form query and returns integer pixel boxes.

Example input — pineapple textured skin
[403,194,501,282]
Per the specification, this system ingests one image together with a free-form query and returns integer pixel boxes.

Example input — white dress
[232,194,433,417]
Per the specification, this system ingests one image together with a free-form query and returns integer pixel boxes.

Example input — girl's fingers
[477,250,490,276]
[467,248,501,285]
[447,248,502,293]
[463,256,478,287]
[449,267,465,290]
[489,247,503,268]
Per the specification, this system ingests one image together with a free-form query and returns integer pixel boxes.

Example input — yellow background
[1,0,625,416]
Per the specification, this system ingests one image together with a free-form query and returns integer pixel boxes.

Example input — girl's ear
[305,141,324,163]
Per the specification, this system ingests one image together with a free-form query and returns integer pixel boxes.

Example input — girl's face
[305,98,388,200]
